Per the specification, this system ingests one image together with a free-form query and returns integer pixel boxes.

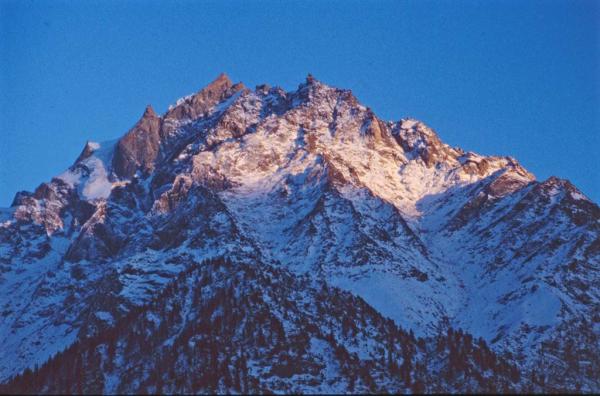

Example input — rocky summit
[1,74,598,394]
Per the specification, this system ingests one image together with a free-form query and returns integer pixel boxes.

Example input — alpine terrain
[1,74,598,394]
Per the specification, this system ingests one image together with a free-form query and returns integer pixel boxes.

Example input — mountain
[1,73,598,393]
[2,258,522,394]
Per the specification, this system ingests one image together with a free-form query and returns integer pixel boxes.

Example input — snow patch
[81,157,112,200]
[570,191,586,201]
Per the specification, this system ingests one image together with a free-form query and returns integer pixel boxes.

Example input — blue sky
[1,0,598,205]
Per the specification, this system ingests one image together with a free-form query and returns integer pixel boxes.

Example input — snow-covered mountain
[1,73,598,393]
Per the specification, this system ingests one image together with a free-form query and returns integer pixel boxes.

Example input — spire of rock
[363,112,384,144]
[302,73,324,89]
[294,73,329,104]
[164,72,245,122]
[112,104,163,178]
[207,72,233,91]
[73,140,100,165]
[143,104,157,118]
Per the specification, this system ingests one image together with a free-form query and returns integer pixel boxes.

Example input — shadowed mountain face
[1,74,598,393]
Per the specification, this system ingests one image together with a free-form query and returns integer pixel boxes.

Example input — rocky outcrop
[112,105,163,179]
[73,141,99,164]
[111,74,247,180]
[392,119,460,167]
[163,73,245,123]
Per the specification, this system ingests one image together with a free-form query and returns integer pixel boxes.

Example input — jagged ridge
[1,73,598,392]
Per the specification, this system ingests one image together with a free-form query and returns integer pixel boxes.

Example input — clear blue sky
[1,0,599,205]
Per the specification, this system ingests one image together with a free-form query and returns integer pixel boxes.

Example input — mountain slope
[2,257,522,394]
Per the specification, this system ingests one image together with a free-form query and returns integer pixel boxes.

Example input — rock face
[0,74,598,393]
[163,72,245,122]
[111,74,246,179]
[112,105,163,178]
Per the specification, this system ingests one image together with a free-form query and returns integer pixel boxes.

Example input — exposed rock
[73,141,99,164]
[393,119,459,167]
[112,105,163,178]
[164,73,245,123]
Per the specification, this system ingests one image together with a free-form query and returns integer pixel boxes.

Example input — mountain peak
[202,72,233,94]
[112,104,163,178]
[74,140,101,164]
[164,73,244,122]
[143,104,158,118]
[302,73,328,89]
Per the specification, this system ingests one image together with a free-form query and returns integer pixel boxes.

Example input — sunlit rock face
[1,74,598,393]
